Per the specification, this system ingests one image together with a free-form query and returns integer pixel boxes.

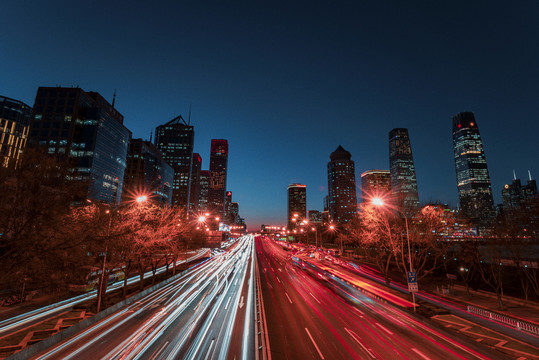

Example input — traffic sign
[407,271,417,284]
[408,283,418,293]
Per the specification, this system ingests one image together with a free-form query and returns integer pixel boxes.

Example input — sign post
[407,271,418,311]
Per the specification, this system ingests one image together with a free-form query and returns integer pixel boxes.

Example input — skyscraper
[29,87,131,204]
[155,115,194,209]
[327,145,357,223]
[123,138,174,205]
[199,170,210,212]
[189,153,202,213]
[225,191,233,223]
[287,184,306,229]
[361,170,391,203]
[208,139,228,217]
[0,95,32,168]
[389,128,420,214]
[452,112,495,230]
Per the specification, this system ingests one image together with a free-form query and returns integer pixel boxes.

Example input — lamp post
[371,197,416,311]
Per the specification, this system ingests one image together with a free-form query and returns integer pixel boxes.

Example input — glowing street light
[136,195,148,203]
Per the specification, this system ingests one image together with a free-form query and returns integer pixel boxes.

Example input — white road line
[305,327,325,359]
[344,328,375,359]
[285,292,293,304]
[309,292,321,304]
[224,296,232,310]
[276,277,281,283]
[412,348,432,360]
[204,339,215,360]
[154,340,169,359]
[376,322,394,335]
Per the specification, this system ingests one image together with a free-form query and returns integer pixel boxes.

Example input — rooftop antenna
[112,89,117,108]
[529,170,533,181]
[513,169,517,180]
[188,104,192,125]
[149,129,153,143]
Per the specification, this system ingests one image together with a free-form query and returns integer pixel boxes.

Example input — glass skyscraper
[208,139,228,217]
[360,169,391,204]
[327,145,357,224]
[189,153,202,213]
[287,184,307,229]
[452,112,495,230]
[199,170,210,212]
[29,87,131,204]
[0,95,32,168]
[389,128,420,214]
[155,115,194,210]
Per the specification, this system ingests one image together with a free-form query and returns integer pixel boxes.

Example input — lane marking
[376,322,394,335]
[412,348,432,360]
[305,327,325,359]
[309,292,321,304]
[285,292,293,304]
[153,340,169,359]
[276,277,281,283]
[344,328,375,359]
[224,296,232,310]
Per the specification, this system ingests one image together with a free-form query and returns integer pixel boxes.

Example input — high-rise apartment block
[389,128,420,214]
[29,87,131,204]
[155,115,194,210]
[208,139,228,217]
[327,145,357,223]
[452,112,495,230]
[189,153,202,213]
[360,169,391,203]
[0,95,32,168]
[123,138,174,205]
[287,184,307,229]
[199,170,210,212]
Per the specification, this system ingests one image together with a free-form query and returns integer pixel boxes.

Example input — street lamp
[371,197,416,311]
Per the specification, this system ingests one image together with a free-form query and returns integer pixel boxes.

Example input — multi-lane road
[30,235,255,360]
[255,236,498,360]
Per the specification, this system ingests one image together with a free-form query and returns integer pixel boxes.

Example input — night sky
[2,1,538,229]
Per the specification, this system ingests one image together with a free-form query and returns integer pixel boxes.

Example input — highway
[31,235,255,360]
[255,236,499,360]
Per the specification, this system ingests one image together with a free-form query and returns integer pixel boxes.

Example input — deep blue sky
[2,1,538,229]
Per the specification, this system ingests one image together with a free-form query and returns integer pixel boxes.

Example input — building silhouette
[452,112,495,231]
[389,128,420,214]
[189,153,202,213]
[199,170,210,212]
[327,145,357,223]
[208,139,228,217]
[360,169,391,204]
[123,138,173,205]
[0,95,32,168]
[155,115,194,210]
[29,87,131,204]
[287,184,307,229]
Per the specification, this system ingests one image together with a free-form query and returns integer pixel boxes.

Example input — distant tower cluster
[388,128,420,214]
[287,184,307,229]
[501,171,538,233]
[452,112,495,230]
[327,145,357,223]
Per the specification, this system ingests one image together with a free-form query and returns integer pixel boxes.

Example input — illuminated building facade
[452,112,495,230]
[225,191,233,223]
[29,87,131,204]
[0,95,31,168]
[327,145,357,223]
[123,138,173,205]
[389,128,420,214]
[308,210,322,224]
[287,184,306,229]
[229,202,239,224]
[208,139,228,217]
[155,115,194,210]
[198,170,210,212]
[360,169,391,203]
[189,153,202,213]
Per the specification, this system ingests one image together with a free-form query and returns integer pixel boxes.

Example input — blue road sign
[407,271,417,284]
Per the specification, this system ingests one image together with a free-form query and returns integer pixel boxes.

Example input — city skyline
[1,1,538,228]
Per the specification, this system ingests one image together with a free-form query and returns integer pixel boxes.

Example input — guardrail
[254,261,271,360]
[467,305,539,336]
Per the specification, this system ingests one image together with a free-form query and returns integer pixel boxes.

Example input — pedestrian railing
[467,305,539,336]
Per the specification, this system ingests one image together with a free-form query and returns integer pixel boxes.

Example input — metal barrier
[467,305,539,336]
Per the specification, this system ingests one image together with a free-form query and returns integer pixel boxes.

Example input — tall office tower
[225,191,233,223]
[208,139,228,217]
[229,202,239,224]
[308,210,322,224]
[327,145,357,224]
[155,115,194,210]
[452,112,495,230]
[198,170,210,212]
[389,128,420,214]
[123,138,174,205]
[29,87,131,204]
[287,184,307,229]
[361,170,391,203]
[189,153,202,213]
[0,95,32,168]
